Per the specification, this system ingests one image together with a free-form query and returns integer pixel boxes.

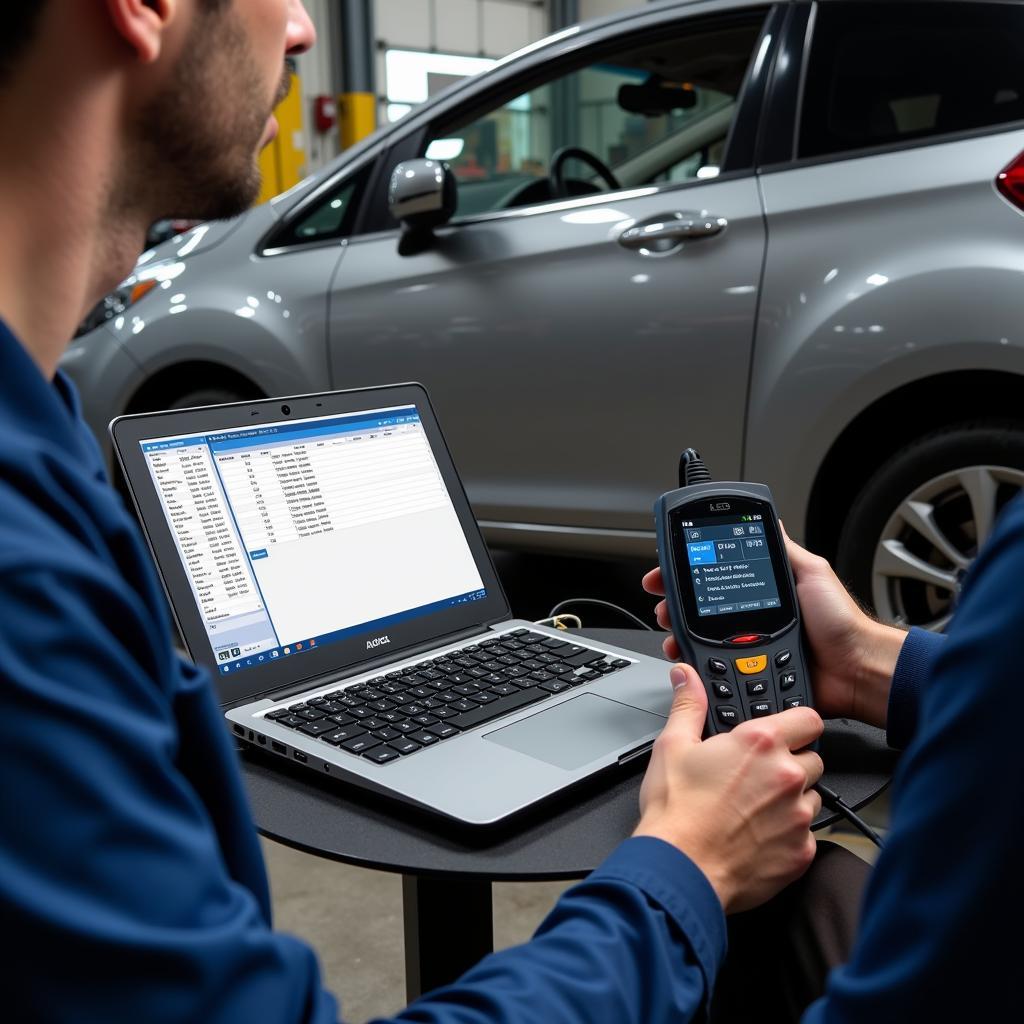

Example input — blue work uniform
[1,314,1019,1021]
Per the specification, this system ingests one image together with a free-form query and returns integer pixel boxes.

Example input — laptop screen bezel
[110,383,510,708]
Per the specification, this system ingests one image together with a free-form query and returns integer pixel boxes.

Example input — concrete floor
[262,836,572,1021]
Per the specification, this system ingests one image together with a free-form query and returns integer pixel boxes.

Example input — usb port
[293,750,307,763]
[271,741,286,754]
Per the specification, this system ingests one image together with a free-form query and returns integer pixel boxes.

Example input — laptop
[111,383,672,826]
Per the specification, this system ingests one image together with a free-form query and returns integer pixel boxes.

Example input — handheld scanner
[654,481,813,736]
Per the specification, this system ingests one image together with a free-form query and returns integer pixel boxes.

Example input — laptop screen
[139,403,487,679]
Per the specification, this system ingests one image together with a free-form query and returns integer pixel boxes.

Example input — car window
[270,170,369,249]
[423,11,767,218]
[652,135,729,184]
[800,2,1024,160]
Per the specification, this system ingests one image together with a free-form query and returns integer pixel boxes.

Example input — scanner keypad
[700,639,811,733]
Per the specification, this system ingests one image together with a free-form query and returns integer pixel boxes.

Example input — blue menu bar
[141,406,420,454]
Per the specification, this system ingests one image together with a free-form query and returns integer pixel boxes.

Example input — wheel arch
[805,369,1024,560]
[125,360,266,414]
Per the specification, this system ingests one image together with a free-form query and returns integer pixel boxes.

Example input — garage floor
[261,837,572,1021]
[259,552,890,1022]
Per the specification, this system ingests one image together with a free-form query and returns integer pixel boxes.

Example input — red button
[729,634,764,645]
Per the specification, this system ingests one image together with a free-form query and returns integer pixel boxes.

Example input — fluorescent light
[385,49,496,105]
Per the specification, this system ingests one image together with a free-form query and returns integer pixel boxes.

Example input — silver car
[66,0,1024,631]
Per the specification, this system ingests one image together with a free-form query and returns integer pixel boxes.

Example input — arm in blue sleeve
[886,626,945,749]
[0,568,339,1024]
[803,500,1024,1022]
[373,838,727,1024]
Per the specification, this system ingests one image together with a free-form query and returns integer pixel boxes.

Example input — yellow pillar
[338,91,377,150]
[258,71,307,205]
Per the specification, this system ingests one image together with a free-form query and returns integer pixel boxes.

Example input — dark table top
[242,628,897,881]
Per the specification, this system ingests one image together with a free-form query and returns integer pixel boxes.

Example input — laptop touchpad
[483,694,666,771]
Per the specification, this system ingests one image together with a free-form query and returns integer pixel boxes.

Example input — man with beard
[0,2,850,1022]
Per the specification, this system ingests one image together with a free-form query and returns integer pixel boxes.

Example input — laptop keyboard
[263,629,633,765]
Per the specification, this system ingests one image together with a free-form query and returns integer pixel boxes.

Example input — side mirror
[389,159,458,256]
[389,158,457,234]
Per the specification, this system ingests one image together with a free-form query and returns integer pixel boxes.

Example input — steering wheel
[549,146,621,199]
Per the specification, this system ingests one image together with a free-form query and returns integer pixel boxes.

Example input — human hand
[777,525,904,727]
[635,663,824,914]
[641,529,905,728]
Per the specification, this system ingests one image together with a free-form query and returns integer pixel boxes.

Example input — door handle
[618,211,727,252]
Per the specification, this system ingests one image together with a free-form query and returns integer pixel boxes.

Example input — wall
[375,0,548,56]
[579,0,646,20]
[293,0,340,172]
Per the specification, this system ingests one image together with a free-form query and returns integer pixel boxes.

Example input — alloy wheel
[871,465,1024,630]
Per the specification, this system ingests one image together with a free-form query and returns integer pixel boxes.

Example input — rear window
[800,2,1024,160]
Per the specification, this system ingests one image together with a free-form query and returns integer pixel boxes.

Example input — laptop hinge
[262,623,494,704]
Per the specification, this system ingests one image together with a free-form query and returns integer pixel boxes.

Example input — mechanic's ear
[104,0,175,64]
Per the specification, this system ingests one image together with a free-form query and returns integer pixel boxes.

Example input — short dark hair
[1,2,236,87]
[0,6,48,85]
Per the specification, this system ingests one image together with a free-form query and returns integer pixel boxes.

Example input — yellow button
[735,654,768,675]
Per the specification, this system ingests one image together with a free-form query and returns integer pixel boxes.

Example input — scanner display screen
[669,497,795,643]
[682,518,781,617]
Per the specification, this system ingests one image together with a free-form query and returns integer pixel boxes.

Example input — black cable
[547,598,655,631]
[815,782,885,848]
[678,448,711,488]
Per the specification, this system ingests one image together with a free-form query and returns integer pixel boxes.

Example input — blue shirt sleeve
[0,566,340,1024]
[803,499,1024,1021]
[375,838,726,1024]
[886,626,945,749]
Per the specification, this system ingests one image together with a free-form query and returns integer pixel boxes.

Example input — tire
[835,421,1024,630]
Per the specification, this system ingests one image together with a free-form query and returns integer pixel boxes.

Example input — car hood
[136,210,254,268]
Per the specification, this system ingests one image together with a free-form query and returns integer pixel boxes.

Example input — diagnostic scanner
[654,450,814,736]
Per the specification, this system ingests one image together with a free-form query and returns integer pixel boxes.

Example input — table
[241,628,896,1001]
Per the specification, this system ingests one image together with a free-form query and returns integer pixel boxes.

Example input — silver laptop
[111,383,671,826]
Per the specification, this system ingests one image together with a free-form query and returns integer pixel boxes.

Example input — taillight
[996,150,1024,210]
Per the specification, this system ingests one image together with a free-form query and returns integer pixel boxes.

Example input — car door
[326,4,777,557]
[747,0,1024,626]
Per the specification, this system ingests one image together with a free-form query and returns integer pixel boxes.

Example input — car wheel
[167,388,246,411]
[835,422,1024,630]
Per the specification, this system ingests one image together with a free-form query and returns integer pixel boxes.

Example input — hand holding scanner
[654,450,814,736]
